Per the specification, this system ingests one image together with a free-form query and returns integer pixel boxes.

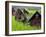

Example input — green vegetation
[12,8,41,31]
[12,16,41,31]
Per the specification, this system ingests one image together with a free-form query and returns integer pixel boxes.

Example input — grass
[12,9,41,31]
[12,16,41,31]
